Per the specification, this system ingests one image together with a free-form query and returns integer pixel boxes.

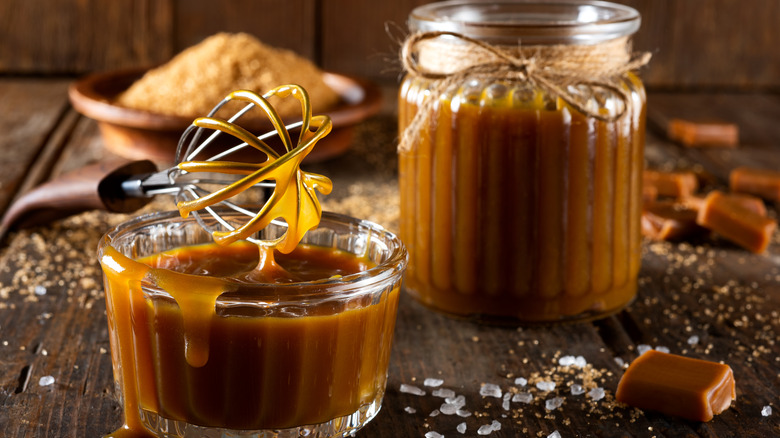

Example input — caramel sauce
[100,241,399,436]
[399,77,646,321]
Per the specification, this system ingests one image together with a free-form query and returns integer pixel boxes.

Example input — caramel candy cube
[643,170,699,198]
[730,166,780,203]
[668,118,739,147]
[642,185,658,205]
[616,350,736,422]
[642,201,705,241]
[684,193,767,217]
[696,190,777,253]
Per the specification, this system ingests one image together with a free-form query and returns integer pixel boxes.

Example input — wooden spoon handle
[1,159,158,231]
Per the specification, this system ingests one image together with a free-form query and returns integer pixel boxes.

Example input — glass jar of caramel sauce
[398,0,648,323]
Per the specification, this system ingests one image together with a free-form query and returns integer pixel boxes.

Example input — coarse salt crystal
[457,422,467,434]
[514,377,527,387]
[34,285,47,296]
[548,431,562,438]
[637,344,653,355]
[614,357,625,367]
[588,387,605,401]
[400,383,426,396]
[536,380,556,392]
[570,384,585,395]
[39,375,55,386]
[446,394,466,407]
[512,392,533,404]
[559,355,587,368]
[502,393,511,410]
[433,388,456,398]
[440,402,459,415]
[404,406,416,414]
[424,378,444,387]
[655,346,670,354]
[480,383,502,398]
[456,409,472,418]
[545,397,564,411]
[425,432,444,438]
[762,405,772,416]
[429,409,440,417]
[687,335,700,345]
[477,420,501,435]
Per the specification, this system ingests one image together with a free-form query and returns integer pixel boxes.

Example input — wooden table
[0,78,778,437]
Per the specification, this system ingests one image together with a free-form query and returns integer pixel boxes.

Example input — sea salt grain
[34,285,47,296]
[404,406,416,414]
[687,335,700,345]
[399,383,426,396]
[456,409,472,418]
[588,387,605,401]
[655,346,670,354]
[570,384,586,395]
[514,377,527,387]
[424,378,444,387]
[39,376,54,386]
[425,432,444,438]
[548,431,562,438]
[457,422,467,434]
[446,395,466,406]
[480,383,502,398]
[536,380,556,392]
[432,388,456,398]
[545,397,564,411]
[637,344,653,355]
[512,392,533,403]
[762,405,772,416]
[440,402,459,415]
[614,357,625,367]
[559,355,587,368]
[477,420,501,435]
[502,393,511,410]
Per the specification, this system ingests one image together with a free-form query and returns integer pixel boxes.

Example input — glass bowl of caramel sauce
[98,209,407,437]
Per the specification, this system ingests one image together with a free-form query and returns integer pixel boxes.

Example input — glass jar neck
[408,0,640,46]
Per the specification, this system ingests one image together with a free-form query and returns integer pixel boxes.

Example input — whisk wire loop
[170,85,333,252]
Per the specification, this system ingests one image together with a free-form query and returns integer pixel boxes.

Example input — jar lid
[409,0,641,45]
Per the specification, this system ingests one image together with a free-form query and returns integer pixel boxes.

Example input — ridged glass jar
[398,0,647,323]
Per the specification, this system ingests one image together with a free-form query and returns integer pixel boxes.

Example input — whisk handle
[0,159,158,231]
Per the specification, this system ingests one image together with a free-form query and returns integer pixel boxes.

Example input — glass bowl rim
[98,209,408,304]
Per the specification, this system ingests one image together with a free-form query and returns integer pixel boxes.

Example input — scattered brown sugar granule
[117,32,340,119]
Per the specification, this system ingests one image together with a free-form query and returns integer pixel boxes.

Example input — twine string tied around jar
[399,31,651,152]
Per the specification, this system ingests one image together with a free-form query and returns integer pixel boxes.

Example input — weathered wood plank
[0,80,71,216]
[0,0,174,73]
[174,0,316,61]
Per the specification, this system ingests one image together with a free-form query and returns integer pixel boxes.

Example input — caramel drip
[176,86,333,253]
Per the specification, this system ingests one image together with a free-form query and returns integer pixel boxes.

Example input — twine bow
[399,31,651,152]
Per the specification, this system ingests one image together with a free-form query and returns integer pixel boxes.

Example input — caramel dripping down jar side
[398,1,647,323]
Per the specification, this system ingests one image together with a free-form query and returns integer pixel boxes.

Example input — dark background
[2,0,779,90]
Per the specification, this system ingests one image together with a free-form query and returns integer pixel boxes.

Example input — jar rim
[409,0,641,45]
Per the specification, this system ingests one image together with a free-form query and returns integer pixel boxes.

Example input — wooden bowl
[68,67,383,164]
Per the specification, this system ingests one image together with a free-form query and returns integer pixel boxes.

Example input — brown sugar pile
[117,32,340,119]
